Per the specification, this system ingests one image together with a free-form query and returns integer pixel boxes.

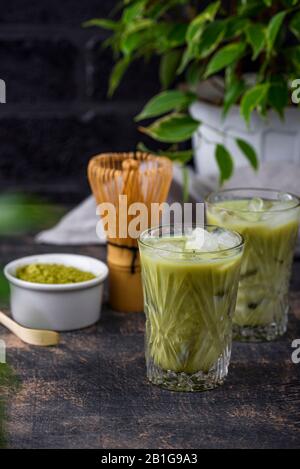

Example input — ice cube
[185,238,203,250]
[193,227,206,238]
[217,231,237,249]
[185,227,205,251]
[185,227,218,252]
[154,239,186,260]
[277,192,293,203]
[268,193,295,212]
[248,197,264,212]
[202,234,219,252]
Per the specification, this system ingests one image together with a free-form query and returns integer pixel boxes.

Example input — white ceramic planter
[4,253,108,331]
[190,101,300,177]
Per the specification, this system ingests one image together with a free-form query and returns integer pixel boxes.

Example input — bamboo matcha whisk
[88,152,173,312]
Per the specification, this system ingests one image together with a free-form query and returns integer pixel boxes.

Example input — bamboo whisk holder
[88,152,173,312]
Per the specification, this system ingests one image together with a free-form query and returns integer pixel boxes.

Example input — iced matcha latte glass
[206,189,300,342]
[138,225,244,392]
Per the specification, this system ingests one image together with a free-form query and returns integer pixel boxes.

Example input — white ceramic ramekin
[4,253,108,331]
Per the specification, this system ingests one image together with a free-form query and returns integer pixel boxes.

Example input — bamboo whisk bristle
[88,152,173,247]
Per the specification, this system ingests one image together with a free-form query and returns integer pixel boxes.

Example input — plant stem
[182,165,189,202]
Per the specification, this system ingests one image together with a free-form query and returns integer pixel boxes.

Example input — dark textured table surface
[1,226,300,449]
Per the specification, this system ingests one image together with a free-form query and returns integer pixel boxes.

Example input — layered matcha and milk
[206,190,300,341]
[139,226,243,391]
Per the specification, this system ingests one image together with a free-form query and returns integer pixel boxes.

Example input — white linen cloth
[36,196,105,245]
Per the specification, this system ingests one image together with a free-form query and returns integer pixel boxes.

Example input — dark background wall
[0,1,160,200]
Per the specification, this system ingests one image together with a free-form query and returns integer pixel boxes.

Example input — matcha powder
[16,263,96,285]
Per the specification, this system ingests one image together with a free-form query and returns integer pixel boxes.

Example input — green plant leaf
[0,194,63,235]
[161,149,193,164]
[137,142,193,164]
[186,1,221,43]
[240,84,269,124]
[0,363,20,447]
[197,20,228,59]
[205,43,246,77]
[186,61,205,87]
[108,58,130,96]
[223,80,245,117]
[215,144,234,183]
[246,23,265,59]
[179,13,222,73]
[282,0,299,6]
[268,80,289,117]
[290,11,300,39]
[159,50,182,88]
[135,91,196,121]
[136,141,153,152]
[126,18,153,34]
[166,23,188,47]
[122,1,144,23]
[266,11,287,52]
[287,45,300,71]
[82,18,119,30]
[150,22,175,52]
[224,18,249,39]
[147,0,187,20]
[177,45,196,74]
[238,1,266,16]
[121,31,146,56]
[236,138,258,169]
[0,270,9,304]
[139,113,200,143]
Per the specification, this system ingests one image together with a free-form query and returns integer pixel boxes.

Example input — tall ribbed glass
[138,225,244,392]
[206,189,300,342]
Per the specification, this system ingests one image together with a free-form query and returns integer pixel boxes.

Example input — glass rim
[138,223,244,256]
[205,187,300,214]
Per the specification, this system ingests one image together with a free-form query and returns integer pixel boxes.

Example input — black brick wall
[0,0,160,198]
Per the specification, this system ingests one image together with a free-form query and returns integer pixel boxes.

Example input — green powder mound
[16,263,96,285]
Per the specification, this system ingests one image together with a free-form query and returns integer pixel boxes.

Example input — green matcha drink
[206,189,300,342]
[138,225,243,392]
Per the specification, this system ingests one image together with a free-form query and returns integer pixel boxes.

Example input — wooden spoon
[0,311,59,346]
